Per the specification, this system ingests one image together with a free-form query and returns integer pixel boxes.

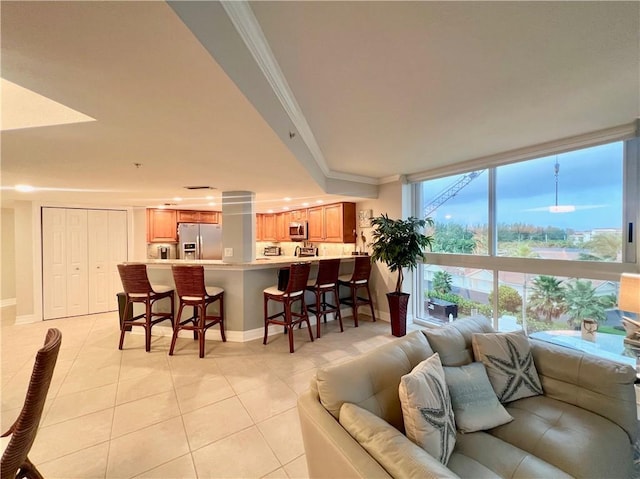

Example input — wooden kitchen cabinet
[147,208,178,243]
[276,212,289,241]
[261,214,277,241]
[307,202,356,243]
[289,209,307,222]
[177,210,220,224]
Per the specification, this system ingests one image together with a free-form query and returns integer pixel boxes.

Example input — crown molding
[221,1,331,178]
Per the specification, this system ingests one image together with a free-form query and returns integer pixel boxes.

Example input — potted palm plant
[370,214,434,336]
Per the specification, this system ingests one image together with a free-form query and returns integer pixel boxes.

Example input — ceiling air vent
[184,186,216,190]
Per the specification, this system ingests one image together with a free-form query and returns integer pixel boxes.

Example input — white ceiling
[1,1,638,212]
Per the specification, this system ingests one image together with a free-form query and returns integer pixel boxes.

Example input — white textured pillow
[443,362,513,433]
[472,331,543,403]
[399,353,456,465]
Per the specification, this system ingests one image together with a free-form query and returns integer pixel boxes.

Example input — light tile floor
[1,306,418,478]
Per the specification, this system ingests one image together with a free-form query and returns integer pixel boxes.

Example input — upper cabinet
[259,214,277,241]
[308,202,357,243]
[147,209,178,243]
[256,203,355,243]
[177,210,220,224]
[289,209,307,222]
[275,212,289,242]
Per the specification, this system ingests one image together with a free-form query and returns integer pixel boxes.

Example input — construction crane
[423,170,485,218]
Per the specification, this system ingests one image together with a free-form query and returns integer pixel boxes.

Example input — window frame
[411,134,640,327]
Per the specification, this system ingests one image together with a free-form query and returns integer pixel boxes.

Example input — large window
[496,143,623,262]
[413,138,639,364]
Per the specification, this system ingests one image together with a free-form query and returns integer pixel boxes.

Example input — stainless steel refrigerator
[178,223,223,260]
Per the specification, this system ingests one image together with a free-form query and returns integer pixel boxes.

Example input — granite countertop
[142,255,358,269]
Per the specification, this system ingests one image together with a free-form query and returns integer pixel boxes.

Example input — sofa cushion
[339,402,461,479]
[443,362,513,433]
[422,316,494,366]
[472,330,543,403]
[449,431,573,479]
[491,395,634,479]
[399,353,456,465]
[316,331,434,431]
[530,338,638,442]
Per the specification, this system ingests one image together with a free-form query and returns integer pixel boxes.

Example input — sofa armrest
[530,338,637,441]
[297,389,392,479]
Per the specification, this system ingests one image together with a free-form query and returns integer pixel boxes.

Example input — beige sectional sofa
[297,317,638,478]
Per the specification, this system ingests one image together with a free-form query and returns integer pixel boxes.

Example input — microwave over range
[289,221,308,241]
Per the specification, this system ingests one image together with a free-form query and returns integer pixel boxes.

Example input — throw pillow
[443,362,513,432]
[472,331,543,403]
[399,352,456,465]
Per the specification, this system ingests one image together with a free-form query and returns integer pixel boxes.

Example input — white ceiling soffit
[1,78,96,131]
[168,0,379,199]
[249,1,639,179]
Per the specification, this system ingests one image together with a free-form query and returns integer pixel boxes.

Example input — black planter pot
[387,292,410,337]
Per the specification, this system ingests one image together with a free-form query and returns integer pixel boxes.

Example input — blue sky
[422,142,623,231]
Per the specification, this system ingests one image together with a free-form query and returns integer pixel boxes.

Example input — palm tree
[563,279,608,328]
[432,271,453,295]
[581,233,621,261]
[528,275,565,324]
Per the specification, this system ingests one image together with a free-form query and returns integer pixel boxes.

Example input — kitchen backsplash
[146,243,178,259]
[256,241,358,257]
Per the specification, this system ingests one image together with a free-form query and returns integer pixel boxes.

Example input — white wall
[355,180,407,320]
[1,208,16,304]
[13,201,36,319]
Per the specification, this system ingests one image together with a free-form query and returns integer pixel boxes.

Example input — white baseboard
[0,298,16,307]
[15,314,39,325]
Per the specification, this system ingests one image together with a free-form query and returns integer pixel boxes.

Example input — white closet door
[66,209,89,317]
[43,208,68,320]
[88,210,110,314]
[108,210,128,304]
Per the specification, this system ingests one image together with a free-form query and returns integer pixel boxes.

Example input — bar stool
[305,258,343,339]
[170,265,225,358]
[263,262,313,353]
[338,255,376,327]
[117,263,175,352]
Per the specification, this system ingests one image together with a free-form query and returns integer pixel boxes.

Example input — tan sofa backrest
[314,331,433,432]
[422,316,494,366]
[530,338,638,441]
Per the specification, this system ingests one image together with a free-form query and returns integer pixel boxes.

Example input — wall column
[221,191,255,263]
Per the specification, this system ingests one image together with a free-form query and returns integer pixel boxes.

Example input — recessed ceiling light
[316,199,324,204]
[206,196,214,200]
[208,202,215,206]
[15,184,35,193]
[158,205,166,209]
[283,206,290,211]
[302,202,309,207]
[267,209,274,213]
[284,197,291,202]
[173,197,182,202]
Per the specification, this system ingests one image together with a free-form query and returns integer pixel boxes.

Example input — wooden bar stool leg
[286,302,295,353]
[315,291,322,339]
[304,300,314,342]
[219,295,226,342]
[198,304,206,358]
[334,286,344,332]
[351,285,359,328]
[366,284,376,321]
[169,303,185,356]
[145,301,152,352]
[119,300,131,350]
[263,297,270,345]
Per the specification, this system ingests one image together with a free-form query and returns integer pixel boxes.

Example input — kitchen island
[139,256,357,342]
